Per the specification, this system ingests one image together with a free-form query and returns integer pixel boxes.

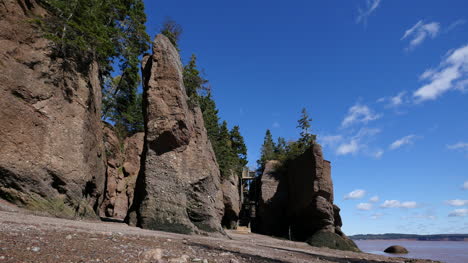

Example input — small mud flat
[0,209,438,263]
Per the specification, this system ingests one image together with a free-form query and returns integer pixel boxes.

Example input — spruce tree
[257,129,276,170]
[274,137,287,161]
[217,121,236,177]
[297,108,316,148]
[183,54,209,102]
[230,125,248,171]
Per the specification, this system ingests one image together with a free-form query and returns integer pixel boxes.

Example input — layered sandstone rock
[99,124,144,220]
[0,0,106,218]
[221,172,240,229]
[127,34,224,235]
[255,144,359,251]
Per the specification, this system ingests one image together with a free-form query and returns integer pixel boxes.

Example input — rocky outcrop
[254,160,289,237]
[255,144,359,251]
[384,245,409,254]
[0,0,106,218]
[221,172,240,229]
[127,34,224,236]
[99,124,144,220]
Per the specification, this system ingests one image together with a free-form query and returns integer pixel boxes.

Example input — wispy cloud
[345,189,366,200]
[272,121,280,128]
[369,196,380,203]
[401,20,440,50]
[357,203,373,211]
[447,19,466,32]
[336,128,381,156]
[447,142,468,150]
[370,212,384,220]
[342,103,382,127]
[357,0,381,25]
[446,199,468,207]
[389,135,418,150]
[319,135,343,147]
[380,200,418,208]
[464,181,468,190]
[448,208,468,217]
[337,139,359,155]
[414,44,468,102]
[373,149,384,159]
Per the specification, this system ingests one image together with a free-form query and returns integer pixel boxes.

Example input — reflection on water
[355,240,468,263]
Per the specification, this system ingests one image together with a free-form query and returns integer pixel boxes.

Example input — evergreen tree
[217,121,236,177]
[297,108,316,148]
[183,54,209,102]
[274,137,287,161]
[199,93,221,157]
[160,18,182,49]
[230,125,248,171]
[41,0,150,135]
[257,129,276,170]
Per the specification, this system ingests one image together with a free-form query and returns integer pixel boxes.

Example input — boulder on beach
[384,245,409,254]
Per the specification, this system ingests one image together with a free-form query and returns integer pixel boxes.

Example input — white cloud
[272,121,280,128]
[341,103,381,127]
[319,135,343,147]
[446,200,468,207]
[336,139,359,155]
[369,196,380,203]
[373,150,384,159]
[370,212,384,220]
[389,135,417,150]
[357,203,373,211]
[447,19,466,32]
[464,181,468,190]
[401,20,440,50]
[335,128,381,156]
[447,142,468,150]
[389,91,407,107]
[357,0,381,24]
[345,189,366,200]
[380,200,418,208]
[414,44,468,102]
[448,208,468,217]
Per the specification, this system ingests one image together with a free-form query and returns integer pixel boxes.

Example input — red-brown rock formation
[127,34,224,235]
[99,124,144,220]
[0,0,106,218]
[255,144,359,251]
[221,172,241,229]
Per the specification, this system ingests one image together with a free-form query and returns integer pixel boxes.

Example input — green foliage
[257,129,276,170]
[230,125,248,172]
[257,108,318,172]
[217,121,237,177]
[183,54,210,104]
[160,18,183,49]
[297,107,316,148]
[41,0,150,135]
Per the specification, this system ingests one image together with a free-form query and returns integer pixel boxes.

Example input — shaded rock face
[255,144,359,251]
[0,0,106,218]
[255,160,289,237]
[127,35,224,236]
[99,124,144,220]
[221,172,240,229]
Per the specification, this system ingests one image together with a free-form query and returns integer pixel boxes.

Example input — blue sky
[143,0,468,235]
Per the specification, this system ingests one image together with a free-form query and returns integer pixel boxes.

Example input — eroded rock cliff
[99,124,144,220]
[255,144,359,251]
[127,34,224,235]
[0,0,106,218]
[221,172,240,229]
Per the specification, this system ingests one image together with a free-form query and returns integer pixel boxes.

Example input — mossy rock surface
[306,230,361,252]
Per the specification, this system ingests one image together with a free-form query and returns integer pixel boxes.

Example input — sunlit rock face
[127,34,224,236]
[0,0,106,218]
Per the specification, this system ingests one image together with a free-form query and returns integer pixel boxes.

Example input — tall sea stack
[127,35,225,235]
